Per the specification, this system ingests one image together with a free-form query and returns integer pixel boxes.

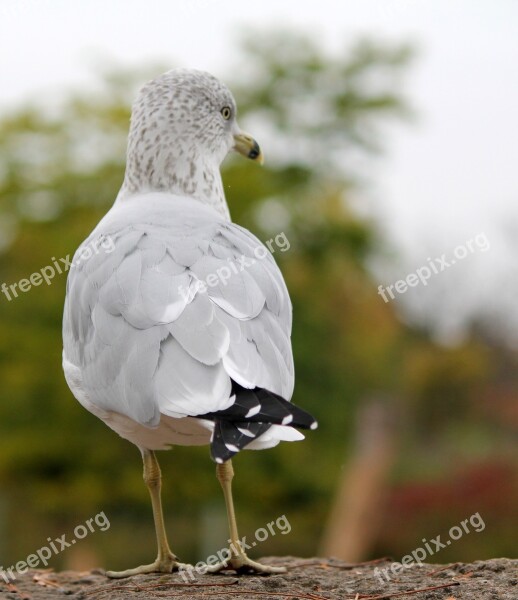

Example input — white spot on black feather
[237,427,255,438]
[225,443,239,452]
[245,404,261,418]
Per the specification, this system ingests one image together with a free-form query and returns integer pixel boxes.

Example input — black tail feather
[210,420,271,463]
[201,381,318,463]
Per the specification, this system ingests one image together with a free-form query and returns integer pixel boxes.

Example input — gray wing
[63,194,294,428]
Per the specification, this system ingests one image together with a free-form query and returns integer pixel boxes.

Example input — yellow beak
[233,131,264,165]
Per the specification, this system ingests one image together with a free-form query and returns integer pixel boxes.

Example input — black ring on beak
[248,140,261,160]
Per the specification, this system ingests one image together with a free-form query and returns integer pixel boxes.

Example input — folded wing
[63,194,294,430]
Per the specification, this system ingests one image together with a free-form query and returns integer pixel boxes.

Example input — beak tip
[247,140,263,164]
[233,132,264,165]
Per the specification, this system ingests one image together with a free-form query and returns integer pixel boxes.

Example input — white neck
[116,138,230,220]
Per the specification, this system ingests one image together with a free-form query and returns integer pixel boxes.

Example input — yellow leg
[106,449,190,578]
[206,459,286,574]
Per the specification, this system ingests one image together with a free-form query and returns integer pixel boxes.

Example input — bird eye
[221,106,232,120]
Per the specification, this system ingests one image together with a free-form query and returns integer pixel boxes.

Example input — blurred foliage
[0,31,515,567]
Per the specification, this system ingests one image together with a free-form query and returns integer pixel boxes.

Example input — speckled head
[118,68,263,219]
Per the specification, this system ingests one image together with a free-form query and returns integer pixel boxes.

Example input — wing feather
[63,193,294,430]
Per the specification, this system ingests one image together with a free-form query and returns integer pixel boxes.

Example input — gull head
[120,68,262,215]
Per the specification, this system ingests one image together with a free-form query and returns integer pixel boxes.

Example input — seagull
[62,68,317,578]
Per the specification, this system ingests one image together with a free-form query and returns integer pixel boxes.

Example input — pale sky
[1,0,518,340]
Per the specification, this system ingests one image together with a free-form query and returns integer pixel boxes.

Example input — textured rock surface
[1,557,516,599]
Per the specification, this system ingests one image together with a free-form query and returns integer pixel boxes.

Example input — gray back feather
[63,193,294,427]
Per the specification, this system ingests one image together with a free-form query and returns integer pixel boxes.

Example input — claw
[206,554,286,575]
[106,554,192,578]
